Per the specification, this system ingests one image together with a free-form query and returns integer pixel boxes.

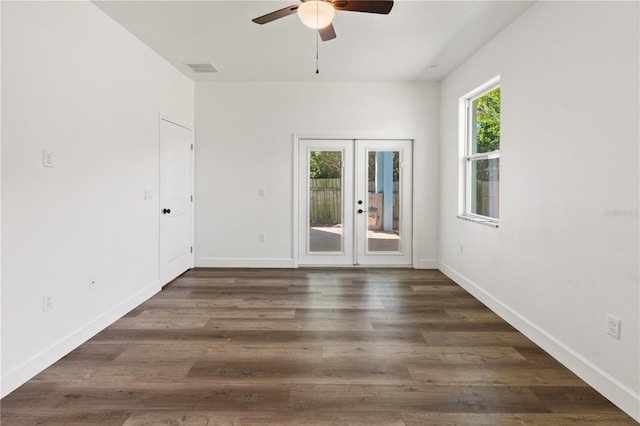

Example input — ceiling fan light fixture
[297,0,335,29]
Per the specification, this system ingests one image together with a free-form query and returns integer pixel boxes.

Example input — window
[461,78,500,225]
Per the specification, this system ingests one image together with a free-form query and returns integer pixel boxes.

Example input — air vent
[185,63,219,73]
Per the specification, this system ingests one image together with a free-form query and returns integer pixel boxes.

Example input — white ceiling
[93,0,534,82]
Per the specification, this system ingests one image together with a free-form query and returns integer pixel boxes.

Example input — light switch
[43,150,54,168]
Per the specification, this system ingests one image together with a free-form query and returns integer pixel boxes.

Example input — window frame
[459,77,501,227]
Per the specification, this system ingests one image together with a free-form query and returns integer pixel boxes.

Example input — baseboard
[414,258,439,269]
[196,257,436,270]
[439,262,640,423]
[0,280,161,398]
[195,257,295,268]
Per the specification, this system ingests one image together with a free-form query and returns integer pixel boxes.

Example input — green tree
[309,151,342,178]
[475,87,500,153]
[473,87,500,181]
[310,150,401,181]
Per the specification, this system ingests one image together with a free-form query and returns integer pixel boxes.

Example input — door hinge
[190,195,193,202]
[190,246,193,253]
[191,144,194,151]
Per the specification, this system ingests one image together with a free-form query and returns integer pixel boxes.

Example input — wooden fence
[309,178,342,226]
[474,180,500,218]
[309,178,399,229]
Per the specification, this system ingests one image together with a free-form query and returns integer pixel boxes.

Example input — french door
[298,139,413,266]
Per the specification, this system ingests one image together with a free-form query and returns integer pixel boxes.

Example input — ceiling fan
[252,0,394,41]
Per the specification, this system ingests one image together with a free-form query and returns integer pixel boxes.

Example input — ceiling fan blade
[319,23,337,41]
[331,1,393,14]
[252,5,300,25]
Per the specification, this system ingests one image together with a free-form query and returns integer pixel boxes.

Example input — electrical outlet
[89,274,97,289]
[43,295,54,312]
[258,232,265,243]
[43,150,54,168]
[607,315,621,339]
[258,187,265,197]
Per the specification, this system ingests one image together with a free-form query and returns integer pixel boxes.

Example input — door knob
[357,200,363,205]
[162,208,171,214]
[358,209,368,214]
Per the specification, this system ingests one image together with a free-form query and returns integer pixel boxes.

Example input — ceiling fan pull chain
[316,31,320,74]
[316,1,320,74]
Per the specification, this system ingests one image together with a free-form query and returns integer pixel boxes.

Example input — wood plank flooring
[2,268,636,425]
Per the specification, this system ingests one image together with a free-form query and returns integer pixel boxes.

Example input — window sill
[457,215,499,228]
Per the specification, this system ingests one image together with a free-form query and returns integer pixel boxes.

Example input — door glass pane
[367,151,400,252]
[308,150,343,252]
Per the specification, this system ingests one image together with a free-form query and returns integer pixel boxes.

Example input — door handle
[357,209,368,214]
[162,208,171,214]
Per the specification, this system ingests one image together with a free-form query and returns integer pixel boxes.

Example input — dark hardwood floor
[2,268,636,425]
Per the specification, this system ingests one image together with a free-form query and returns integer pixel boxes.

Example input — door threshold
[297,264,415,269]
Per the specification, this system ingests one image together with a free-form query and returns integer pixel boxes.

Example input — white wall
[439,1,639,420]
[195,82,439,269]
[1,1,194,396]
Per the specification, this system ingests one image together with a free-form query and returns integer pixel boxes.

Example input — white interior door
[160,118,193,284]
[298,139,412,266]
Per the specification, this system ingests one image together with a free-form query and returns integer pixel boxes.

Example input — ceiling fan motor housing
[297,1,336,29]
